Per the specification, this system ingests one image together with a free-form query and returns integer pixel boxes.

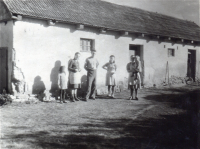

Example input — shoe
[129,96,132,100]
[71,95,75,102]
[74,94,80,101]
[83,98,88,102]
[60,101,63,104]
[135,97,138,100]
[111,95,115,99]
[91,97,96,100]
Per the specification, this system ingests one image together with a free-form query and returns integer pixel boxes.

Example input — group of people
[57,49,142,103]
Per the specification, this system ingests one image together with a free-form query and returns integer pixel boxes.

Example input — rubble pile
[169,76,186,85]
[161,76,186,86]
[0,94,12,106]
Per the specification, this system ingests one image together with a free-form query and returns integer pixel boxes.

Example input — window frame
[168,48,175,57]
[80,38,95,52]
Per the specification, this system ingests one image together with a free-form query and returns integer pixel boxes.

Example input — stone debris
[12,62,27,95]
[97,87,108,95]
[0,94,13,106]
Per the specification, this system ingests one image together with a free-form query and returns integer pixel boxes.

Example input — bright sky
[104,0,200,25]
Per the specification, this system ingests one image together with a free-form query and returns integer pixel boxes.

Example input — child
[58,66,67,103]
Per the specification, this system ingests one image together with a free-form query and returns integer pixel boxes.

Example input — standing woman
[126,55,140,100]
[58,66,67,103]
[102,55,117,98]
[68,52,81,102]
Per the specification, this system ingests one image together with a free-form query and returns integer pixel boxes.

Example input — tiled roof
[2,0,200,41]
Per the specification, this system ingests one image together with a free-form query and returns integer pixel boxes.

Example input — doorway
[0,47,8,93]
[187,49,196,81]
[129,44,144,85]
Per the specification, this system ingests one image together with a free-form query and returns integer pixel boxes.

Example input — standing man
[84,49,99,101]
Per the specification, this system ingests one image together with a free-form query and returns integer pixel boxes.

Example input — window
[168,48,175,57]
[80,38,94,52]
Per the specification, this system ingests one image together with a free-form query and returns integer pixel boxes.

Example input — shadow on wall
[50,61,61,96]
[32,76,46,94]
[77,75,87,97]
[81,75,87,91]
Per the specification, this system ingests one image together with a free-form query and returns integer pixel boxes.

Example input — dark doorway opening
[0,47,8,93]
[129,44,144,86]
[187,49,196,81]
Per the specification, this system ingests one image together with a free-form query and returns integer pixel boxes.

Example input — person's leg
[111,86,115,98]
[63,90,66,103]
[85,71,94,100]
[108,85,111,96]
[135,88,138,100]
[90,71,97,99]
[74,89,80,101]
[129,85,133,100]
[137,73,141,89]
[60,89,63,103]
[71,89,75,102]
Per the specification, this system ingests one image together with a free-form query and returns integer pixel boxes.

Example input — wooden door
[187,49,196,81]
[0,47,8,93]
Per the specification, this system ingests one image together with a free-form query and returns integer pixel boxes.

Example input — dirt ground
[0,85,199,149]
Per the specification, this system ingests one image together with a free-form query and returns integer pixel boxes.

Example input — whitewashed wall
[13,17,200,92]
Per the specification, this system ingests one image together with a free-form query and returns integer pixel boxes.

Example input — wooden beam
[100,28,106,33]
[142,34,145,37]
[76,24,84,30]
[12,15,22,21]
[47,20,56,26]
[120,31,129,36]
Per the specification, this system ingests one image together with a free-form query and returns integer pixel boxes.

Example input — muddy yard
[0,85,199,149]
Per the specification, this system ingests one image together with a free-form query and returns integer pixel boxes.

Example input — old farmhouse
[0,0,200,94]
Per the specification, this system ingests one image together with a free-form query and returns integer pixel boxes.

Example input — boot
[74,93,80,101]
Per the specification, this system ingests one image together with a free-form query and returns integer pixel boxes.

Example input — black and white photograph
[0,0,200,148]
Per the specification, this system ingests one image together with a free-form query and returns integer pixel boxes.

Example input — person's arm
[58,74,61,88]
[68,60,77,72]
[102,63,108,70]
[84,59,88,71]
